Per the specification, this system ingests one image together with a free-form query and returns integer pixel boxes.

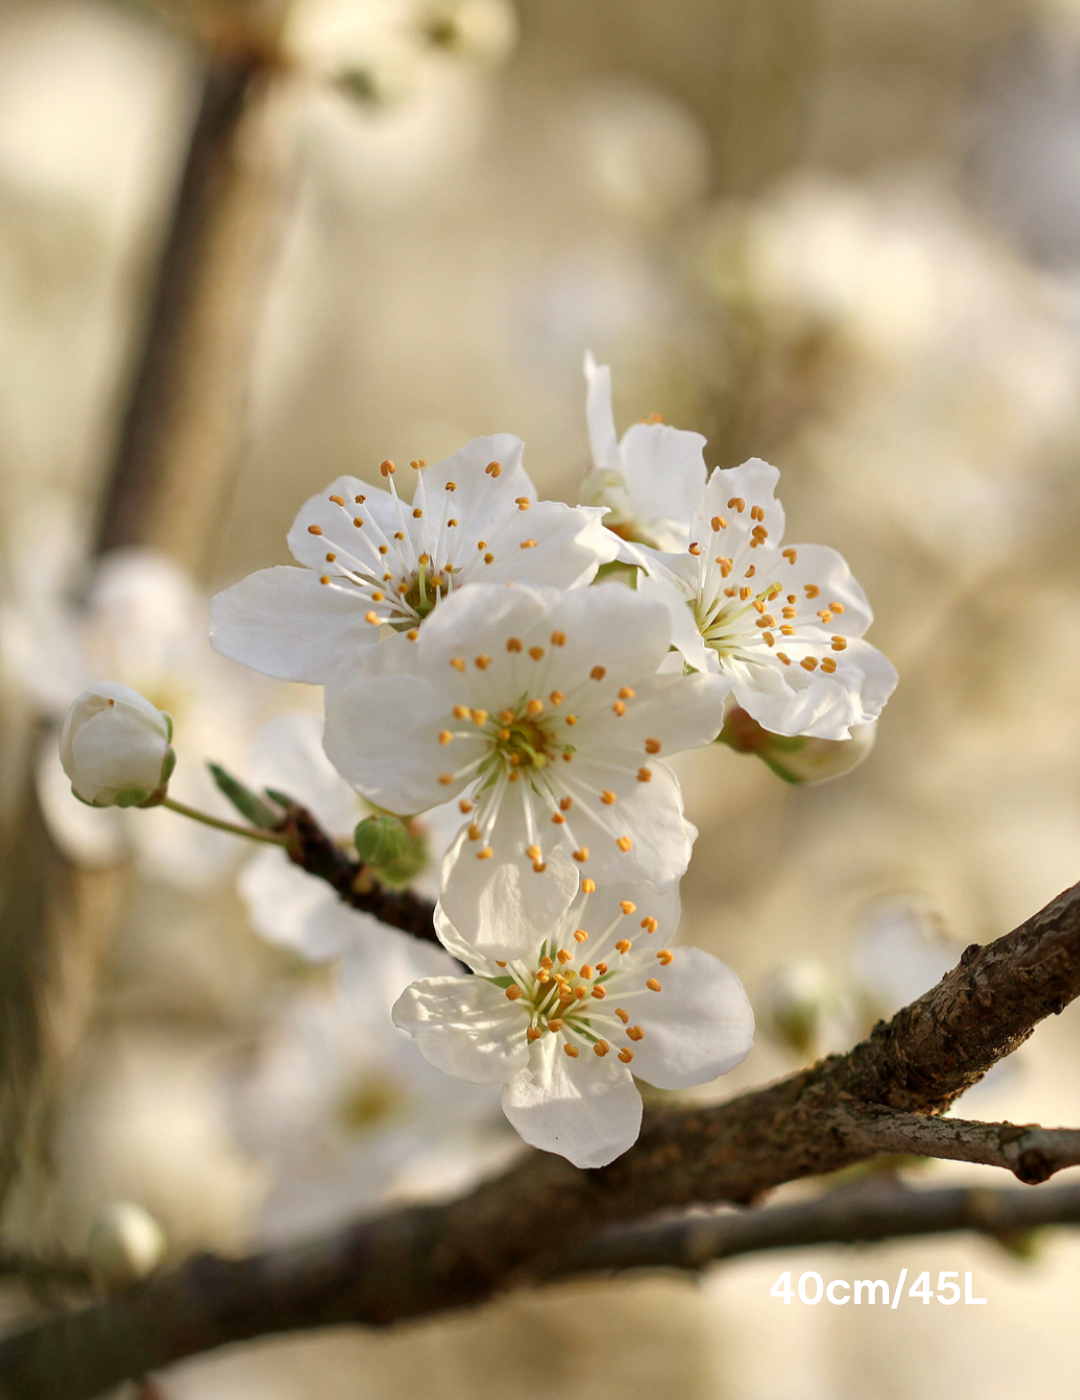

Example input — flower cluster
[65,356,896,1170]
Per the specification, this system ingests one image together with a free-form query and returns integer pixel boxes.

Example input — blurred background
[3,0,1080,1394]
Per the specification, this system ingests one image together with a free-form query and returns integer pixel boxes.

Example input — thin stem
[161,798,287,846]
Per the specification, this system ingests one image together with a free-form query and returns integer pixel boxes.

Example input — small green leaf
[208,763,282,830]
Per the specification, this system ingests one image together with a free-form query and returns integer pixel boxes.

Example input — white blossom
[393,862,754,1168]
[59,682,173,807]
[581,351,707,555]
[323,582,725,952]
[210,435,616,687]
[633,458,898,740]
[231,941,506,1242]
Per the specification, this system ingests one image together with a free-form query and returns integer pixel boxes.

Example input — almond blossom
[632,458,898,740]
[392,862,754,1168]
[581,351,707,555]
[210,434,616,686]
[322,581,725,952]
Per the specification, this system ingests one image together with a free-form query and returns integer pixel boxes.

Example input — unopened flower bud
[760,960,841,1057]
[60,682,175,808]
[87,1201,167,1288]
[719,707,877,785]
[355,814,413,868]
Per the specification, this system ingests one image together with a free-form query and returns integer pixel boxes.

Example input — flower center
[391,559,450,627]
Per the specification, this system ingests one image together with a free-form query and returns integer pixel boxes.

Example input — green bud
[718,707,877,785]
[354,815,413,867]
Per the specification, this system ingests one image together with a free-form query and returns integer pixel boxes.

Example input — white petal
[629,948,754,1090]
[618,422,708,548]
[538,581,674,687]
[439,821,580,960]
[210,567,377,684]
[502,1033,643,1167]
[694,458,785,546]
[771,542,874,635]
[392,976,530,1084]
[239,847,372,961]
[469,501,617,590]
[732,637,897,740]
[247,712,360,836]
[324,673,477,814]
[286,475,405,573]
[584,350,620,470]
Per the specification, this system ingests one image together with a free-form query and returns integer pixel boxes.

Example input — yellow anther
[821,657,837,674]
[627,1025,645,1042]
[507,638,522,653]
[782,606,797,619]
[656,950,674,966]
[549,690,564,705]
[740,587,752,601]
[640,916,658,933]
[801,656,818,671]
[727,497,745,511]
[505,986,522,1001]
[595,962,608,974]
[717,557,733,577]
[449,657,466,671]
[763,632,775,647]
[550,631,566,646]
[590,665,606,681]
[573,929,588,943]
[354,517,364,528]
[477,846,494,859]
[612,701,626,716]
[365,611,380,625]
[556,949,573,964]
[579,964,593,979]
[574,985,588,1000]
[379,544,388,555]
[525,845,542,862]
[407,628,419,641]
[637,767,652,783]
[325,552,336,562]
[564,1043,580,1058]
[527,1026,543,1041]
[458,798,475,814]
[470,709,488,725]
[750,504,765,522]
[485,461,502,477]
[438,730,453,745]
[753,600,766,615]
[328,494,344,505]
[805,584,821,599]
[646,978,662,992]
[526,698,544,717]
[520,539,538,549]
[618,1047,634,1064]
[615,939,632,954]
[500,710,515,724]
[371,590,384,602]
[454,705,469,719]
[615,1007,630,1023]
[307,524,323,535]
[688,542,702,556]
[355,494,366,504]
[573,847,589,863]
[645,738,661,754]
[467,823,482,840]
[528,646,545,660]
[547,1017,564,1032]
[447,518,458,528]
[783,547,797,564]
[619,901,636,915]
[380,460,396,476]
[590,986,607,999]
[438,772,454,785]
[618,687,635,700]
[445,481,457,492]
[319,575,330,585]
[515,496,530,510]
[474,655,491,670]
[540,955,554,970]
[593,1040,610,1057]
[711,515,727,531]
[817,610,833,624]
[477,540,487,551]
[551,813,565,825]
[565,714,578,726]
[831,636,848,651]
[581,878,596,893]
[495,960,507,968]
[616,836,633,852]
[601,789,617,805]
[830,601,845,613]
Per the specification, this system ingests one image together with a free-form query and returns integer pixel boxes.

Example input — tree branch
[2,878,1079,1399]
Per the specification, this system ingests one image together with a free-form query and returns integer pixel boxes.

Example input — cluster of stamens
[310,458,522,635]
[432,629,659,870]
[493,888,670,1065]
[688,496,849,674]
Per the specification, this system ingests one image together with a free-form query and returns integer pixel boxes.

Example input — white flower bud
[760,959,842,1057]
[59,682,174,808]
[87,1201,167,1288]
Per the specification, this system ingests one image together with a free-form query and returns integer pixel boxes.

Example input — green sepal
[354,814,412,867]
[208,763,282,830]
[111,785,154,808]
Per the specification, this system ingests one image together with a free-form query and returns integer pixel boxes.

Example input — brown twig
[1,878,1078,1399]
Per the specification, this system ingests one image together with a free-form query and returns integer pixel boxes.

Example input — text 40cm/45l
[770,1270,987,1307]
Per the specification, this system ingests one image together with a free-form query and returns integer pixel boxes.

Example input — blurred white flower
[393,858,754,1168]
[59,681,173,807]
[581,351,707,555]
[211,435,616,686]
[635,458,897,740]
[324,582,725,951]
[231,939,507,1242]
[86,1201,167,1287]
[239,711,459,962]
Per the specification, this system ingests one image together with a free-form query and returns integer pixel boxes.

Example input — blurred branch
[2,877,1079,1399]
[563,1178,1080,1275]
